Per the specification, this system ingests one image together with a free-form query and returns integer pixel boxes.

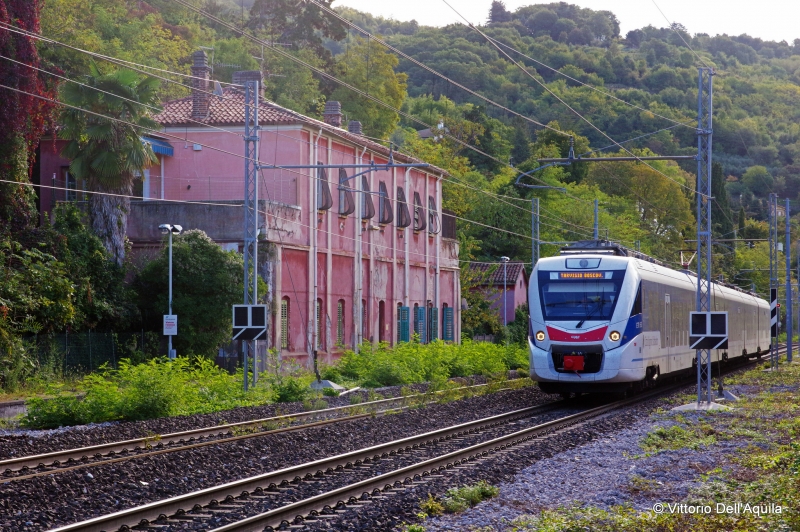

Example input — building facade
[36,50,461,365]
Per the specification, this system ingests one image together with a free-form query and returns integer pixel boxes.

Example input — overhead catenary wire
[439,0,701,199]
[649,0,712,69]
[1,18,603,235]
[1,82,545,248]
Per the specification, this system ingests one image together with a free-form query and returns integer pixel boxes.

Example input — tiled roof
[154,87,448,175]
[470,262,527,285]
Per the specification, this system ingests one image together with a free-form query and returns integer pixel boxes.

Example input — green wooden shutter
[415,306,427,344]
[399,306,410,342]
[429,307,438,341]
[443,307,454,341]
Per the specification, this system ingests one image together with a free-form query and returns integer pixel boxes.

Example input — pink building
[471,262,528,326]
[36,50,461,365]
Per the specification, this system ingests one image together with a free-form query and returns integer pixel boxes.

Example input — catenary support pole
[593,199,599,240]
[531,197,539,268]
[168,229,174,360]
[787,198,793,362]
[695,67,714,405]
[243,80,260,390]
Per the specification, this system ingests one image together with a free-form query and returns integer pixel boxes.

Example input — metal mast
[531,197,540,267]
[769,192,778,369]
[243,80,260,390]
[786,198,792,363]
[695,68,713,405]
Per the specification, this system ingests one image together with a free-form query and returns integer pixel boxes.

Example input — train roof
[539,240,765,301]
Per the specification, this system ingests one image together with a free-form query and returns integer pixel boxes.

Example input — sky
[331,0,800,44]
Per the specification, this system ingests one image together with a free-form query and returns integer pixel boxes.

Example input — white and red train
[528,241,770,396]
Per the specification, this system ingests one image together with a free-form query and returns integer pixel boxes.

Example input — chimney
[347,120,363,135]
[191,50,210,119]
[232,70,263,87]
[323,101,343,128]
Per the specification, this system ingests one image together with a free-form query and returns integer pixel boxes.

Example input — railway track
[0,380,529,482]
[48,350,775,532]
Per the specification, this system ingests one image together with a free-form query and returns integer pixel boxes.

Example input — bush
[332,340,528,388]
[271,376,309,403]
[22,357,272,428]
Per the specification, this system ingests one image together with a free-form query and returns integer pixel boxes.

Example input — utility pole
[243,80,260,390]
[695,67,713,405]
[593,199,599,240]
[787,198,793,363]
[769,193,778,370]
[531,197,540,268]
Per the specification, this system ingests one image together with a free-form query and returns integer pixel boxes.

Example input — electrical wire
[439,0,700,199]
[649,0,712,69]
[2,18,601,234]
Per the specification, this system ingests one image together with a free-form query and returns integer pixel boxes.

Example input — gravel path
[417,384,756,532]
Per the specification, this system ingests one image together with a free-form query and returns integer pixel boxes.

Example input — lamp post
[501,257,510,329]
[159,224,182,359]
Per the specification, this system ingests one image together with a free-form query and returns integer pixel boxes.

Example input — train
[528,240,770,396]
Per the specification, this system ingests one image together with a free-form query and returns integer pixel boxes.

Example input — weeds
[441,481,500,513]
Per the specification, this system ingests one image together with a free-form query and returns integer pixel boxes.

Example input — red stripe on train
[546,326,608,342]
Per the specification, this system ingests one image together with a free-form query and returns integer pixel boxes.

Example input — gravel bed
[0,384,549,531]
[0,378,500,460]
[299,383,744,532]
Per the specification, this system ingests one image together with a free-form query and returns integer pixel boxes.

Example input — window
[414,304,427,343]
[378,301,386,343]
[396,187,411,228]
[378,182,393,224]
[337,299,345,346]
[428,303,438,341]
[428,196,440,234]
[413,192,426,232]
[280,298,290,350]
[442,304,454,342]
[316,298,324,350]
[337,168,355,216]
[631,283,642,316]
[317,163,333,211]
[398,304,410,342]
[361,175,375,219]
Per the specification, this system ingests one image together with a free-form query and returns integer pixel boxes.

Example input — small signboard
[163,315,178,336]
[770,288,778,337]
[689,311,728,349]
[232,305,268,340]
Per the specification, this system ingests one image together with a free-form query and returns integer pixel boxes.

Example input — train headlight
[535,331,546,342]
[609,330,621,342]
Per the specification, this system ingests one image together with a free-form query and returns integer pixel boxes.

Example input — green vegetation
[506,360,800,531]
[320,339,527,389]
[415,480,500,526]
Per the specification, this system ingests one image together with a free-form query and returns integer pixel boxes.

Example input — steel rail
[1,381,520,476]
[47,400,563,532]
[45,348,780,532]
[215,354,773,532]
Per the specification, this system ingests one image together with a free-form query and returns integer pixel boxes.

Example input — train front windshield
[537,270,625,321]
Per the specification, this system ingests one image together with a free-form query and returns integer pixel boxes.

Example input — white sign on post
[163,315,178,336]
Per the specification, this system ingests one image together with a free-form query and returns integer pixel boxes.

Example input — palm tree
[59,65,160,266]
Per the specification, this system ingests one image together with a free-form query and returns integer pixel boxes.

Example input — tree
[0,0,57,235]
[488,1,512,24]
[711,162,733,239]
[247,0,345,64]
[59,66,160,266]
[331,37,407,139]
[134,230,245,357]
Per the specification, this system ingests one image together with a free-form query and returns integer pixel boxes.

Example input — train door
[664,294,671,373]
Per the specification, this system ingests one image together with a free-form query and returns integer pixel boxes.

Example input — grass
[506,358,800,531]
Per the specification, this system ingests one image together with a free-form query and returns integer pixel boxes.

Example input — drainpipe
[355,145,367,353]
[160,155,165,200]
[404,168,411,306]
[310,128,323,364]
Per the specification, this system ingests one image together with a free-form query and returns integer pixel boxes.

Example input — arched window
[338,168,355,216]
[413,191,426,232]
[281,297,290,350]
[361,175,375,219]
[317,164,333,211]
[337,299,345,346]
[396,187,411,228]
[378,301,386,343]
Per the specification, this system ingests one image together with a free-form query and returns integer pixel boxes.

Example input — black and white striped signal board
[771,288,778,337]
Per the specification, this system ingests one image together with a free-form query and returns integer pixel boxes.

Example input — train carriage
[528,241,770,395]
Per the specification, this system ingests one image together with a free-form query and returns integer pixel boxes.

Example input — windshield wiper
[576,289,605,328]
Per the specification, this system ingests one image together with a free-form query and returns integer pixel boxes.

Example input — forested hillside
[3,0,796,349]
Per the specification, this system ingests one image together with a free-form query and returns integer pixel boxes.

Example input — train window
[630,283,642,316]
[537,270,625,322]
